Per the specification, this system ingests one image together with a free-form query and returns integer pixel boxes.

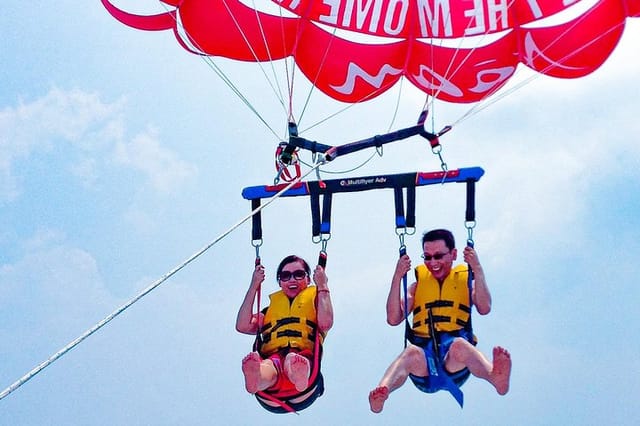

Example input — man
[369,229,511,413]
[236,255,333,412]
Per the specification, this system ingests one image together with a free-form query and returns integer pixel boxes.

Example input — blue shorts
[408,331,473,394]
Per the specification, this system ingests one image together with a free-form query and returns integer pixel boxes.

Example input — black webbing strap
[465,179,476,223]
[465,178,476,282]
[251,199,262,242]
[393,185,416,229]
[309,186,332,239]
[309,183,332,268]
[465,178,476,334]
[395,182,416,348]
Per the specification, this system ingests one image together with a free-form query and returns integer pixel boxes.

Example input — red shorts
[266,349,313,394]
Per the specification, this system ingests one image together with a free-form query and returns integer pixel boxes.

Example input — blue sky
[2,1,639,425]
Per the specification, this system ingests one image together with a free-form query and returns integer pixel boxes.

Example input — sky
[1,1,639,425]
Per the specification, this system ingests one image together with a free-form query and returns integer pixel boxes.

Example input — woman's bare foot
[491,346,512,395]
[241,352,262,394]
[368,386,389,413]
[285,353,310,392]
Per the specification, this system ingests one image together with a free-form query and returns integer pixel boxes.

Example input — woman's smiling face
[278,260,309,298]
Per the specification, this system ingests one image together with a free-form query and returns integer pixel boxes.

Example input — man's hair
[276,255,311,280]
[422,229,455,250]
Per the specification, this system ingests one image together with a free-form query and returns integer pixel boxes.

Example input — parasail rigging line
[449,0,628,127]
[163,0,285,140]
[299,148,380,176]
[217,0,289,116]
[167,0,394,144]
[247,0,291,115]
[280,11,296,124]
[279,2,408,135]
[284,21,404,137]
[105,0,637,144]
[421,0,513,124]
[387,75,406,133]
[298,75,408,177]
[426,0,520,113]
[0,156,330,402]
[183,51,282,140]
[292,24,338,130]
[169,0,436,148]
[294,75,417,149]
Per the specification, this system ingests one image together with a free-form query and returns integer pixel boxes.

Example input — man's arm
[386,255,414,326]
[464,246,491,315]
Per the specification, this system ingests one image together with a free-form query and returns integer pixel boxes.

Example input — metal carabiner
[465,221,476,247]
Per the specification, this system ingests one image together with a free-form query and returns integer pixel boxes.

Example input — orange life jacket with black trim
[411,264,472,338]
[255,286,325,413]
[258,286,322,356]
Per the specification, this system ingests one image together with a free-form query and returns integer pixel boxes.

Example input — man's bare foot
[285,353,310,392]
[369,386,389,413]
[491,346,512,395]
[241,352,262,394]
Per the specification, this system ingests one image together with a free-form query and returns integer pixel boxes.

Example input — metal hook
[465,221,476,246]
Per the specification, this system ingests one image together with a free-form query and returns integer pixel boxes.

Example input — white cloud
[0,88,122,199]
[70,157,99,188]
[0,231,114,348]
[122,205,159,234]
[114,127,198,194]
[0,88,198,200]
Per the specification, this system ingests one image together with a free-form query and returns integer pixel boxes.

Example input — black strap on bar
[309,185,333,237]
[251,199,262,242]
[309,182,332,268]
[310,190,321,238]
[465,179,477,334]
[465,240,474,334]
[406,185,416,228]
[393,185,416,229]
[394,187,405,228]
[465,179,476,223]
[321,193,332,234]
[310,186,333,238]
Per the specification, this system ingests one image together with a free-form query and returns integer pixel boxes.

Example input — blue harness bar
[241,167,484,200]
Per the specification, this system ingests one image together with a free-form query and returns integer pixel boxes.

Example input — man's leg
[445,339,511,395]
[369,344,428,413]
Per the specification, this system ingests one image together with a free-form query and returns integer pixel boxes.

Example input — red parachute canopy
[102,0,639,104]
